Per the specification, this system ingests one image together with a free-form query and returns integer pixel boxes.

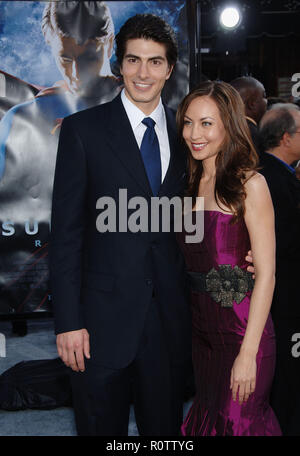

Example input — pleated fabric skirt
[181,292,282,436]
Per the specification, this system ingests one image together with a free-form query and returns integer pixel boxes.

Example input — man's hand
[56,329,90,372]
[245,250,255,278]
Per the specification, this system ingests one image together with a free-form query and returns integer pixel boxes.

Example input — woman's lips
[191,142,208,151]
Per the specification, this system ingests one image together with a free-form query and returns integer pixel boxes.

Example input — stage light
[219,6,241,30]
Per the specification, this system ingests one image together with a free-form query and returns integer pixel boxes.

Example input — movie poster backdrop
[0,1,191,315]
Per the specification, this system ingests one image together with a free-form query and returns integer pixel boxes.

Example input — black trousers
[69,298,188,436]
[270,316,300,436]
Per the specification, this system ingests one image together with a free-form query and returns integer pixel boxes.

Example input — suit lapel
[104,95,186,197]
[158,104,186,196]
[105,94,153,196]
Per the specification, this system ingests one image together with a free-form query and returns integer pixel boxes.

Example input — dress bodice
[177,210,251,274]
[178,211,280,437]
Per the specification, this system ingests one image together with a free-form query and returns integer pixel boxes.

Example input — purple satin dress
[177,211,281,436]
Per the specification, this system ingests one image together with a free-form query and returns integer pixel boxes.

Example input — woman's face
[182,96,226,162]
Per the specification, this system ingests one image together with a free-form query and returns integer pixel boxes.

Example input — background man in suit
[230,76,267,154]
[259,103,300,435]
[50,14,191,436]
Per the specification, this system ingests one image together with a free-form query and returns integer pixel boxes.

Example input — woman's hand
[230,350,257,405]
[246,250,255,278]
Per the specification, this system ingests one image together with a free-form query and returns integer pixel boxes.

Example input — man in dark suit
[230,76,267,154]
[259,103,300,435]
[50,14,191,436]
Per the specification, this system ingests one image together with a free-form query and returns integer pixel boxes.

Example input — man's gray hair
[259,103,300,152]
[269,102,299,112]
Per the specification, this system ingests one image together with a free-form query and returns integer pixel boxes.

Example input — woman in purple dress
[176,81,281,436]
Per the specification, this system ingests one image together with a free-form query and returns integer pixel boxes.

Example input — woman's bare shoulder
[244,171,272,213]
[244,171,268,192]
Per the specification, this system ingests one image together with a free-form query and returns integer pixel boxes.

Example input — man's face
[252,83,267,123]
[289,111,300,160]
[120,38,173,115]
[50,34,113,96]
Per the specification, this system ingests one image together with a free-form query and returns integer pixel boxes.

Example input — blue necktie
[140,117,162,196]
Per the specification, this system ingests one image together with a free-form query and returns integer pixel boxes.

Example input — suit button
[146,279,153,286]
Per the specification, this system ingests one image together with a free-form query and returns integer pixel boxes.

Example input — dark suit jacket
[260,152,300,318]
[50,94,191,369]
[247,119,260,155]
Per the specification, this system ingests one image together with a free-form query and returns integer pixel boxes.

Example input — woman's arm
[230,172,276,405]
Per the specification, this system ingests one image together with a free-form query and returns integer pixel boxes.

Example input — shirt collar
[121,88,165,131]
[265,152,296,174]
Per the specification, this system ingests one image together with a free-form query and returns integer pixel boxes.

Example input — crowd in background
[230,77,300,435]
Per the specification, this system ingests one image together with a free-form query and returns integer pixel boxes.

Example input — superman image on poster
[0,1,190,315]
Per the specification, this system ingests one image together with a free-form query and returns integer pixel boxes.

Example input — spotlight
[219,6,242,30]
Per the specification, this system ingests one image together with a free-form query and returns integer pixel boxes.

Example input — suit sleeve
[50,116,87,335]
[262,172,300,261]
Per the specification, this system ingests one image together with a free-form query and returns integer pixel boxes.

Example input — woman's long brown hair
[176,80,259,222]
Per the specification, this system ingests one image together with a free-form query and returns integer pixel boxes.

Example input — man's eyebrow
[124,54,140,59]
[148,56,166,61]
[124,54,166,61]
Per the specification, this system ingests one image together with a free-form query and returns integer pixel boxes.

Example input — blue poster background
[0,1,189,315]
[0,1,187,88]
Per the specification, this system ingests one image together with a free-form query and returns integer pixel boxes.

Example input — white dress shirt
[121,89,170,182]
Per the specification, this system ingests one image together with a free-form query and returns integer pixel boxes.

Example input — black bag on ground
[0,358,72,411]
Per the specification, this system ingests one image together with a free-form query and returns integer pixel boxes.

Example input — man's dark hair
[115,14,178,68]
[259,104,299,151]
[42,1,114,46]
[230,76,262,93]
